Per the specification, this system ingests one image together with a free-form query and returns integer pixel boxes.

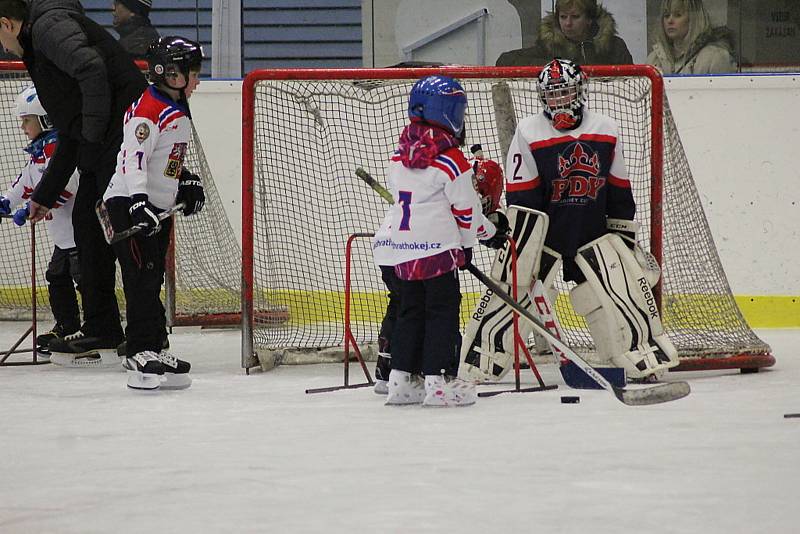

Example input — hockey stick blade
[95,200,186,245]
[465,264,690,406]
[355,168,395,205]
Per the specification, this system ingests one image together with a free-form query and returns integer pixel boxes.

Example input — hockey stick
[355,168,394,205]
[465,264,690,406]
[95,200,185,245]
[353,167,689,404]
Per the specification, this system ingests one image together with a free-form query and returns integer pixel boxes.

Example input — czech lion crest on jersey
[164,142,188,178]
[552,141,605,205]
[135,123,150,144]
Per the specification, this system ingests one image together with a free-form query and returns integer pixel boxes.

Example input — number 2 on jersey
[398,190,412,231]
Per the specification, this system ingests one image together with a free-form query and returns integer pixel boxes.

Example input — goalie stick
[465,264,690,406]
[95,200,185,245]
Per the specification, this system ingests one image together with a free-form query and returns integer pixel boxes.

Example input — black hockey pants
[390,269,462,377]
[106,198,170,357]
[45,246,81,331]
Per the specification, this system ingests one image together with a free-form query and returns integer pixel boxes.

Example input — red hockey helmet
[470,145,504,214]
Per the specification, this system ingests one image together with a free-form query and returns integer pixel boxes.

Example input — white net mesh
[0,63,240,326]
[244,66,771,372]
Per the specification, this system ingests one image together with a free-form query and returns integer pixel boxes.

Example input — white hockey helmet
[537,59,587,130]
[15,85,54,131]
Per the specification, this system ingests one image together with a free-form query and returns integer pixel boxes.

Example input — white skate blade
[51,350,123,368]
[126,369,162,390]
[160,373,192,390]
[373,380,388,395]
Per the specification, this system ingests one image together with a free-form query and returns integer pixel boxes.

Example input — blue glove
[13,204,29,226]
[129,194,161,236]
[0,196,9,215]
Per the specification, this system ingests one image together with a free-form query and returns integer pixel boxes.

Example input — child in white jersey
[378,75,486,407]
[0,85,81,357]
[103,36,205,390]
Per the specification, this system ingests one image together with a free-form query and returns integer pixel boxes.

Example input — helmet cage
[537,59,587,129]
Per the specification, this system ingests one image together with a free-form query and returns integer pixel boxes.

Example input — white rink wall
[189,75,800,297]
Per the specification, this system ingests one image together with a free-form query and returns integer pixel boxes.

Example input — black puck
[561,396,580,404]
[784,413,800,419]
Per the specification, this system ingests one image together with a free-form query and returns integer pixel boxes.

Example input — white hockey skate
[157,350,192,390]
[423,375,477,407]
[125,351,165,390]
[385,370,425,405]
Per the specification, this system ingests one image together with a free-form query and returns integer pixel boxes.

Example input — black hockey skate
[126,351,165,390]
[36,323,79,355]
[156,350,192,390]
[48,331,125,368]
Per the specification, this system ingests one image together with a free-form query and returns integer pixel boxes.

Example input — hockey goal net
[0,62,241,328]
[242,65,773,373]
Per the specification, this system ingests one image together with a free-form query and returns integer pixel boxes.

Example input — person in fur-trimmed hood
[646,0,736,74]
[496,0,632,67]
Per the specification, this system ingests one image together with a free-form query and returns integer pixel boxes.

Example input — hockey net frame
[0,61,242,330]
[241,65,773,373]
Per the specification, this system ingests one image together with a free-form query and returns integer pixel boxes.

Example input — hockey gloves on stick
[129,194,161,236]
[12,203,29,226]
[0,196,9,215]
[177,168,205,216]
[480,211,510,249]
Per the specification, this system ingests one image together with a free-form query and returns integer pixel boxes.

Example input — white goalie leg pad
[570,233,679,380]
[490,206,549,285]
[459,207,550,382]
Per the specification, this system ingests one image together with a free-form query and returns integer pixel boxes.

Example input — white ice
[0,324,797,534]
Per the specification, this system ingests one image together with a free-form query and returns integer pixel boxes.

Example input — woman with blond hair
[496,0,632,66]
[647,0,736,74]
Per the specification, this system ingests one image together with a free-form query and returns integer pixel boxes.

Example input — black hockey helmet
[146,36,203,90]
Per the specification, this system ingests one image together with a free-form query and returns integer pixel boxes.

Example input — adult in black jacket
[0,0,149,360]
[112,0,160,60]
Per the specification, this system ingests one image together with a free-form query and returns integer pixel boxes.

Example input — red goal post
[241,65,773,373]
[0,61,242,329]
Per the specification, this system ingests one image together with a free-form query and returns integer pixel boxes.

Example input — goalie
[461,58,678,383]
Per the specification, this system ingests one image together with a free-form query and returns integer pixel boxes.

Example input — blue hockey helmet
[407,75,467,137]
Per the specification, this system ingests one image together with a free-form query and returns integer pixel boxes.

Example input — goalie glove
[129,194,161,236]
[479,211,510,249]
[177,168,205,216]
[12,204,29,226]
[0,196,10,215]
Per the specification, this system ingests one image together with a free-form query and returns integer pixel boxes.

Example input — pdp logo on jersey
[551,141,605,204]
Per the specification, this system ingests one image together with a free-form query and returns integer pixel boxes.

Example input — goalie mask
[146,36,204,91]
[470,145,503,214]
[538,59,587,130]
[408,75,467,139]
[15,85,53,132]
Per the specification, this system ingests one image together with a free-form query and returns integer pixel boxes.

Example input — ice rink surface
[0,323,797,534]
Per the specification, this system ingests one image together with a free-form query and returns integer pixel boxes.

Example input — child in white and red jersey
[0,85,81,355]
[103,36,205,391]
[377,75,486,407]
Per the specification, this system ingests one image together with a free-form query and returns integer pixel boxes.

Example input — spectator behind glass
[112,0,160,60]
[496,0,632,66]
[646,0,736,74]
